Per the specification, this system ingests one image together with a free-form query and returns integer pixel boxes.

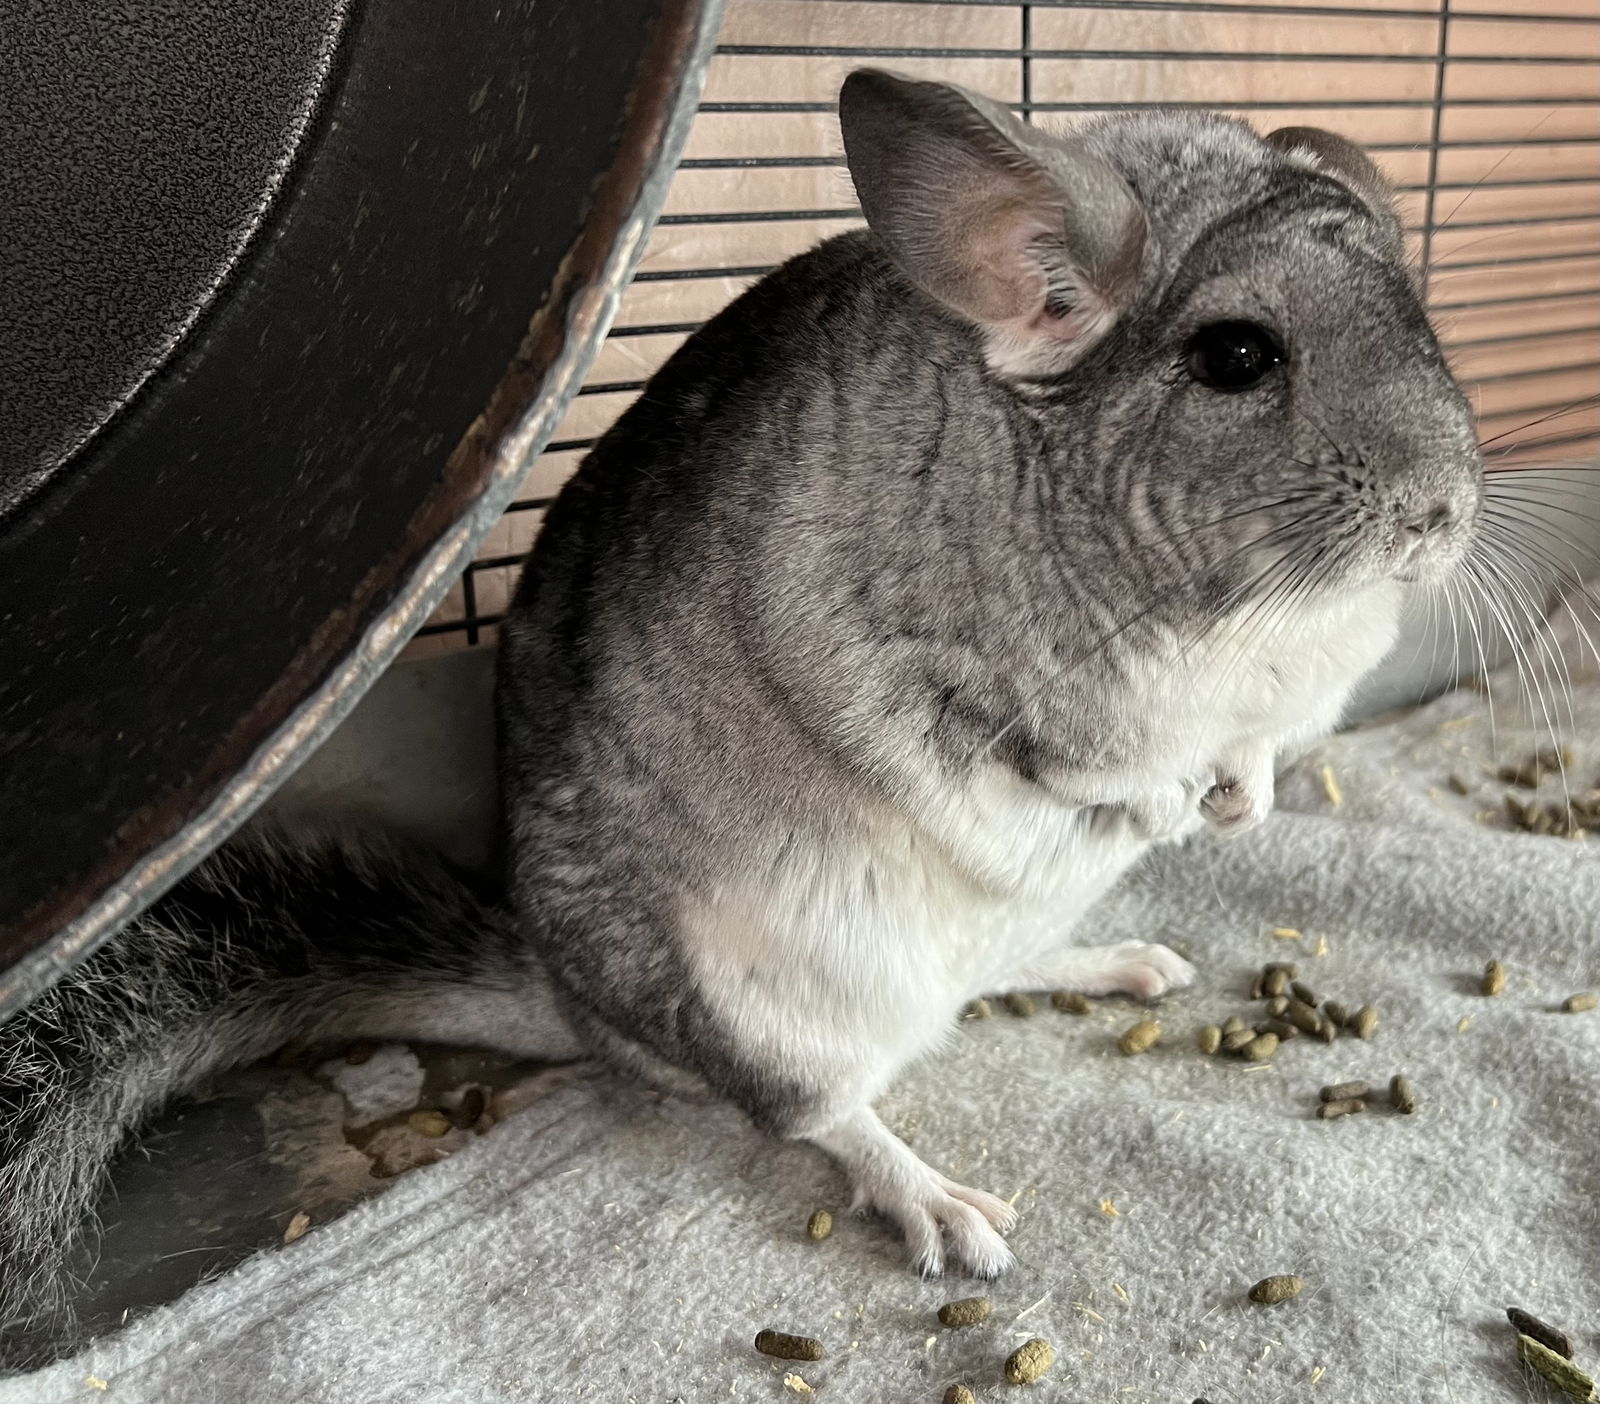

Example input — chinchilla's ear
[1263,126,1404,248]
[838,67,1146,378]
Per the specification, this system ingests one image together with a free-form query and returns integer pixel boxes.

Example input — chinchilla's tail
[0,826,580,1359]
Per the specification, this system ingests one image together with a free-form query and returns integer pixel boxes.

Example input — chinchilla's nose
[1396,492,1470,575]
[1402,502,1452,538]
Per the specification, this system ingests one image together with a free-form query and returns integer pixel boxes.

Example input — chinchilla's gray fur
[1,69,1483,1356]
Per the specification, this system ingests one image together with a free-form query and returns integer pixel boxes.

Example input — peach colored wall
[409,0,1600,657]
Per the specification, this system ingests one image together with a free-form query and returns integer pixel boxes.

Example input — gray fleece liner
[6,614,1598,1403]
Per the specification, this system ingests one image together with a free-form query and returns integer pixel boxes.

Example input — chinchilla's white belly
[683,771,1161,1102]
[888,768,1165,995]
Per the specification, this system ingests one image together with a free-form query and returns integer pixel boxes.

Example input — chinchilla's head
[838,69,1482,604]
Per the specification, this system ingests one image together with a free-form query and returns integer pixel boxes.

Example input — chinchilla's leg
[801,1105,1017,1279]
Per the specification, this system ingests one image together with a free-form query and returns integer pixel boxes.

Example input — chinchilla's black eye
[1186,320,1286,392]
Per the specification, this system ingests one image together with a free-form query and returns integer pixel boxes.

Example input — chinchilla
[1,68,1481,1354]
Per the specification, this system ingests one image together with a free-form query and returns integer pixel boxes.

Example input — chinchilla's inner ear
[1263,126,1404,248]
[838,67,1146,379]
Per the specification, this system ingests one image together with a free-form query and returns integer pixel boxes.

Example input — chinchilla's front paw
[1199,776,1272,833]
[1200,744,1277,835]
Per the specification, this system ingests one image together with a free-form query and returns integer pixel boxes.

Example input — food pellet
[1248,1275,1304,1305]
[1002,993,1036,1018]
[1221,1028,1255,1053]
[1266,995,1289,1017]
[944,1388,977,1404]
[1517,1333,1599,1402]
[963,999,992,1020]
[1003,1338,1055,1385]
[1563,993,1597,1013]
[1323,1000,1350,1027]
[1249,974,1266,1000]
[755,1331,825,1362]
[1222,1015,1247,1035]
[1051,991,1092,1015]
[1243,1032,1279,1061]
[1317,1098,1365,1120]
[1507,1307,1574,1361]
[806,1209,833,1241]
[1351,1006,1379,1039]
[1448,773,1472,795]
[1119,1019,1162,1056]
[1320,1081,1370,1103]
[1263,968,1290,999]
[1481,960,1507,997]
[1197,1025,1223,1055]
[283,1212,311,1244]
[408,1110,451,1139]
[1266,961,1299,978]
[937,1297,993,1329]
[1290,981,1319,1007]
[1287,1001,1323,1035]
[1314,1015,1338,1044]
[1263,1018,1299,1041]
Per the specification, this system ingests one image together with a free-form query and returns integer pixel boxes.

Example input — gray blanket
[7,615,1598,1404]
